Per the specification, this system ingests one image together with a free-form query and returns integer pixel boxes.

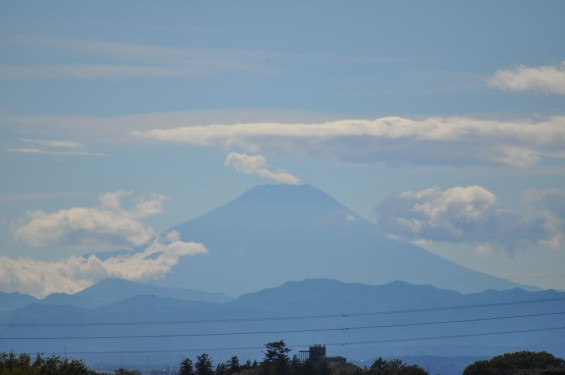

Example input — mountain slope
[158,184,528,294]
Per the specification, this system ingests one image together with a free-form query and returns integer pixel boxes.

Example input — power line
[3,296,564,328]
[333,326,565,346]
[4,311,564,341]
[44,325,565,356]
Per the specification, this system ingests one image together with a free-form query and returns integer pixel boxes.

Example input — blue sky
[1,1,565,297]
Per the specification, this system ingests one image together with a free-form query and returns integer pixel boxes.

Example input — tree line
[1,341,564,375]
[177,341,427,375]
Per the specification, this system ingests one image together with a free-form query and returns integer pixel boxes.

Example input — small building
[299,345,346,366]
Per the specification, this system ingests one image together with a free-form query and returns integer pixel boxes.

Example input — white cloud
[20,138,84,149]
[6,190,208,297]
[0,231,207,298]
[14,191,166,248]
[8,147,105,156]
[224,152,300,185]
[374,186,555,253]
[134,115,565,167]
[376,186,497,241]
[488,61,565,94]
[7,112,565,168]
[523,189,565,249]
[7,138,105,156]
[2,109,329,144]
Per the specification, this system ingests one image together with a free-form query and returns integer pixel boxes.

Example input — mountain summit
[157,184,525,294]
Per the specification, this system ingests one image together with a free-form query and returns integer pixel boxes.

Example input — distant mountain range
[1,278,563,375]
[154,183,531,294]
[0,278,231,311]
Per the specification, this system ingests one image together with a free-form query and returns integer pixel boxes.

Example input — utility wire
[333,326,565,346]
[3,311,564,340]
[3,296,565,328]
[45,325,565,356]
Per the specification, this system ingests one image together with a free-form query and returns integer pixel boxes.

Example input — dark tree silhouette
[463,351,565,375]
[227,355,241,374]
[262,341,292,375]
[263,340,291,364]
[0,352,97,375]
[368,357,428,375]
[180,358,196,375]
[196,353,214,375]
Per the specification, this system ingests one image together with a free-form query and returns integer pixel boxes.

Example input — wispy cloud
[488,61,565,94]
[15,191,166,248]
[1,110,329,142]
[8,138,105,156]
[374,186,565,253]
[8,147,105,156]
[0,231,207,298]
[20,138,83,149]
[0,64,196,80]
[0,192,89,203]
[0,36,274,80]
[134,115,565,167]
[225,152,300,185]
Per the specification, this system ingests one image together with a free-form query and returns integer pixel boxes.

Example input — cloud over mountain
[0,231,207,298]
[15,191,165,248]
[225,152,300,185]
[134,115,565,167]
[8,192,208,297]
[488,61,565,94]
[374,186,565,253]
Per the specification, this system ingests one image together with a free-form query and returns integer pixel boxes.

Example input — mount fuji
[154,184,527,294]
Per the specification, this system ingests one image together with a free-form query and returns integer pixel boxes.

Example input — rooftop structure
[299,345,346,366]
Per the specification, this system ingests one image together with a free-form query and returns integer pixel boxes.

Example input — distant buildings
[299,345,346,366]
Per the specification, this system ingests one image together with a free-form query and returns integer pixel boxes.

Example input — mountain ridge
[0,278,232,311]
